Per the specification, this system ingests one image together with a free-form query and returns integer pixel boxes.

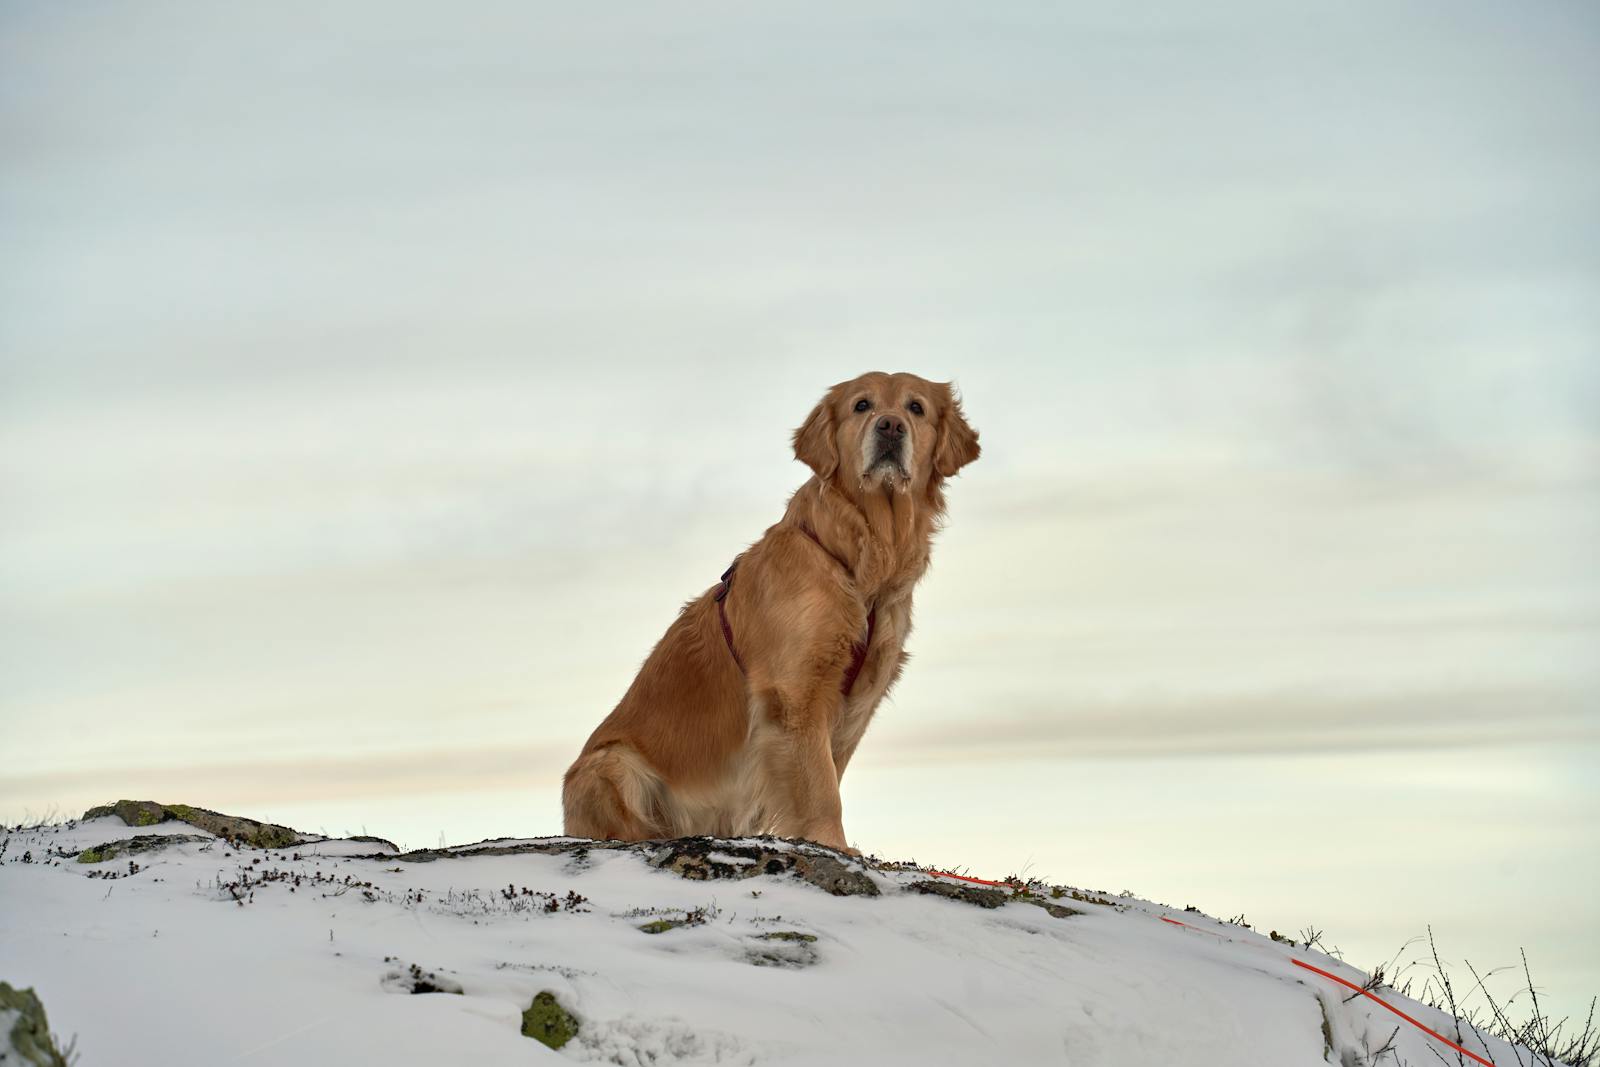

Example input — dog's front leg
[758,694,853,853]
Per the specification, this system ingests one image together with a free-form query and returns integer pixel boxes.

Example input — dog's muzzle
[867,415,909,475]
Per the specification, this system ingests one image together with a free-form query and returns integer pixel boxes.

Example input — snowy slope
[0,811,1560,1067]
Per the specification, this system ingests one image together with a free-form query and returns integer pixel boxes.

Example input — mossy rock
[645,837,880,898]
[373,835,881,898]
[0,982,70,1067]
[906,879,1008,909]
[347,834,401,853]
[1018,897,1083,920]
[904,879,1082,917]
[75,834,209,863]
[521,991,579,1050]
[746,930,820,968]
[162,803,302,849]
[638,919,686,935]
[80,801,306,850]
[82,800,166,828]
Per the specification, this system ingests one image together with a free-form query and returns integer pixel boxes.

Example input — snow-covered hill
[0,804,1569,1066]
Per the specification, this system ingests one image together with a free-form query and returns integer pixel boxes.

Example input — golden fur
[562,372,979,852]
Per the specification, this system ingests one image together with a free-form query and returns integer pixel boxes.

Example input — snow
[0,815,1564,1066]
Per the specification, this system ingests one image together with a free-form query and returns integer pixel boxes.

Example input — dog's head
[793,372,980,497]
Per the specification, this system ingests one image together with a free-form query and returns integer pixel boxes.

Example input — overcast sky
[3,0,1597,1022]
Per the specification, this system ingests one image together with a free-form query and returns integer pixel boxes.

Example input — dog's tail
[562,743,662,841]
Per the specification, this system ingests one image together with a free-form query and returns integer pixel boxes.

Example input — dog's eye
[908,401,924,416]
[853,398,871,413]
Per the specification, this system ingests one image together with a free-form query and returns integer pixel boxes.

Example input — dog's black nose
[875,415,906,439]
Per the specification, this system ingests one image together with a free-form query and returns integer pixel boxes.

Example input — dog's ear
[793,391,840,479]
[934,383,980,477]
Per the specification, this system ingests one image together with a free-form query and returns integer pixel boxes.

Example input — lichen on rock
[906,879,1009,909]
[521,991,579,1049]
[746,930,820,968]
[81,799,166,828]
[373,834,882,898]
[75,833,210,863]
[905,879,1085,919]
[80,800,306,850]
[1018,897,1084,920]
[0,982,70,1067]
[644,837,880,898]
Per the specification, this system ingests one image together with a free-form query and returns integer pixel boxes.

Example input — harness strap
[716,525,876,696]
[840,600,876,695]
[714,562,745,674]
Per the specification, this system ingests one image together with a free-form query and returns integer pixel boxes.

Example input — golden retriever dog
[562,372,979,853]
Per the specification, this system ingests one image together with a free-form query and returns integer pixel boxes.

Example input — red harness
[715,525,877,696]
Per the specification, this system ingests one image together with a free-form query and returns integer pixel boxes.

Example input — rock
[79,801,307,850]
[644,837,881,898]
[81,800,166,828]
[906,879,1009,909]
[153,803,304,850]
[346,834,401,853]
[637,905,712,934]
[746,931,820,968]
[521,991,579,1050]
[378,835,882,897]
[790,851,880,898]
[904,879,1082,918]
[379,962,463,996]
[0,983,69,1067]
[1019,897,1084,920]
[75,834,210,864]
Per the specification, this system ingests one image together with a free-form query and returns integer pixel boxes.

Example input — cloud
[0,742,573,818]
[6,683,1592,826]
[871,684,1600,763]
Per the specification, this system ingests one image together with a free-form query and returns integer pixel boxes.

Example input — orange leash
[925,869,1011,888]
[921,870,1498,1067]
[1290,958,1495,1067]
